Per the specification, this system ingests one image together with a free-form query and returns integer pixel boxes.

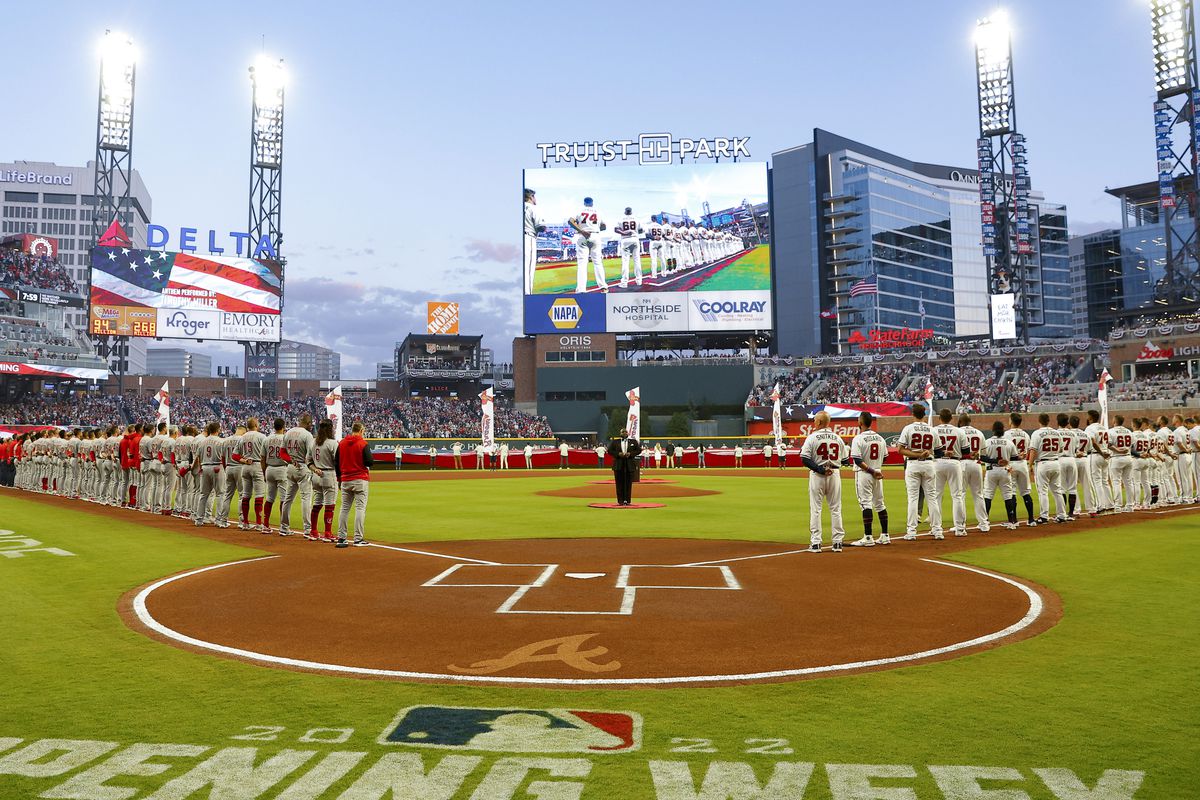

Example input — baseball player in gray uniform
[800,411,849,552]
[279,414,315,537]
[262,418,289,534]
[193,423,225,527]
[216,425,245,528]
[308,419,339,542]
[236,418,268,530]
[172,426,197,518]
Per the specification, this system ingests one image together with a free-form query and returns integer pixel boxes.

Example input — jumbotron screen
[522,162,772,335]
[88,247,283,342]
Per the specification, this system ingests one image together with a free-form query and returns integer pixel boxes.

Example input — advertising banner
[0,361,109,381]
[426,301,460,335]
[156,308,219,339]
[89,246,282,342]
[245,354,278,380]
[688,291,772,331]
[522,161,771,335]
[990,293,1017,340]
[523,293,607,334]
[18,288,86,309]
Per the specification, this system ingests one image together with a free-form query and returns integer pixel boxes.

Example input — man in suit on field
[607,429,642,506]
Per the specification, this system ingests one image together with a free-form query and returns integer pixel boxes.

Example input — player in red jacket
[334,422,373,548]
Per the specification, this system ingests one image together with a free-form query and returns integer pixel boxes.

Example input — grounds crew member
[279,414,315,537]
[335,420,373,548]
[801,411,848,552]
[262,418,289,533]
[849,411,889,546]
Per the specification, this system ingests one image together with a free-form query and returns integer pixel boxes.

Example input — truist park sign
[536,133,751,166]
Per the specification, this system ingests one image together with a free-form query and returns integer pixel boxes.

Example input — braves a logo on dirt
[450,633,620,674]
[378,706,642,753]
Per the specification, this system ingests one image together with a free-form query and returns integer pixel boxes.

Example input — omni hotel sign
[536,134,751,166]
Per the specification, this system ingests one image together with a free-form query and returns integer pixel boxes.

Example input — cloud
[1070,220,1120,236]
[279,279,522,377]
[462,239,521,264]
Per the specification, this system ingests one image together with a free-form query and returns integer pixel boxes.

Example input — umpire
[607,428,642,506]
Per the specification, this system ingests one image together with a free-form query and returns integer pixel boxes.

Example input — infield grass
[0,473,1195,798]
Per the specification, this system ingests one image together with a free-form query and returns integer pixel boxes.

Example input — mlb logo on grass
[379,706,642,753]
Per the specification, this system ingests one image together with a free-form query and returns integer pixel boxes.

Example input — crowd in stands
[0,250,79,294]
[1,392,554,439]
[393,396,552,438]
[745,357,1083,412]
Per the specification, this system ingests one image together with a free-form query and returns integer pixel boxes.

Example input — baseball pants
[575,240,608,293]
[619,239,642,286]
[1109,456,1135,511]
[854,470,885,512]
[1074,457,1095,513]
[337,480,369,543]
[649,243,666,277]
[808,471,845,546]
[524,233,537,294]
[934,459,966,534]
[1089,454,1113,510]
[904,461,939,536]
[960,460,988,531]
[196,466,223,524]
[984,468,1014,500]
[219,466,242,525]
[279,466,313,535]
[1035,461,1064,519]
[1177,453,1195,500]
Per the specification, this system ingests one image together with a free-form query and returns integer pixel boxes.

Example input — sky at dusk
[4,0,1163,375]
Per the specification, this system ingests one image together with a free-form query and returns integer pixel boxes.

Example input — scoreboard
[89,306,158,338]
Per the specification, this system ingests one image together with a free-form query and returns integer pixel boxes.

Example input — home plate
[565,572,606,580]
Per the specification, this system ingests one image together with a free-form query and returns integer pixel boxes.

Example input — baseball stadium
[4,4,1200,799]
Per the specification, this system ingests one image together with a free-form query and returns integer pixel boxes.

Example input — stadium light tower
[974,11,1037,344]
[1150,0,1200,308]
[91,30,137,389]
[245,55,286,396]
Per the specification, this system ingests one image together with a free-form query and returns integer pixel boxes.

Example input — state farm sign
[848,327,935,350]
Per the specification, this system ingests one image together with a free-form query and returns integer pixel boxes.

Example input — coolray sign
[689,291,773,331]
[219,311,280,342]
[157,308,218,339]
[606,293,688,332]
[0,169,72,185]
[536,134,751,166]
[146,225,277,259]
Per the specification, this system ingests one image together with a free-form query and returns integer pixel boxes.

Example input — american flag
[90,247,282,314]
[849,276,878,297]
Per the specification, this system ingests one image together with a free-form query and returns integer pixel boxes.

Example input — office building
[274,339,341,381]
[146,347,212,378]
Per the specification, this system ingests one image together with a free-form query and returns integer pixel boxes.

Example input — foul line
[366,543,500,565]
[131,556,1045,686]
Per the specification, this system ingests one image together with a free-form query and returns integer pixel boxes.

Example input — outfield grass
[691,245,771,292]
[0,474,1195,798]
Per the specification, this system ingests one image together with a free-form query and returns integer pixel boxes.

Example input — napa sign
[145,225,278,259]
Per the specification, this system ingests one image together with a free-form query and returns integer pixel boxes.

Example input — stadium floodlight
[249,55,285,169]
[975,12,1013,136]
[1153,0,1193,97]
[98,30,135,150]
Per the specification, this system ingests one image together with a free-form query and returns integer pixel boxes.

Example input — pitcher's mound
[587,502,666,509]
[540,485,718,499]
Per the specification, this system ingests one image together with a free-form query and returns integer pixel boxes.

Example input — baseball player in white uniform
[1084,409,1113,513]
[1106,416,1136,512]
[569,197,609,294]
[1068,415,1095,517]
[1155,416,1178,504]
[1004,413,1037,526]
[957,414,989,532]
[646,215,668,279]
[897,403,941,539]
[1029,413,1068,525]
[980,420,1019,529]
[800,411,848,552]
[849,411,889,546]
[933,408,968,536]
[1131,419,1152,509]
[1171,414,1194,503]
[1054,413,1079,519]
[523,188,545,294]
[615,207,643,288]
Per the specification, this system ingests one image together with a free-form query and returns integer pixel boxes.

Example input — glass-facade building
[771,130,1072,355]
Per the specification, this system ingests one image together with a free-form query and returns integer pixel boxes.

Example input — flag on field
[1098,368,1112,429]
[153,381,170,429]
[325,385,343,441]
[480,387,495,452]
[626,387,641,441]
[818,308,837,320]
[924,378,934,425]
[849,276,878,297]
[90,247,282,315]
[770,382,783,453]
